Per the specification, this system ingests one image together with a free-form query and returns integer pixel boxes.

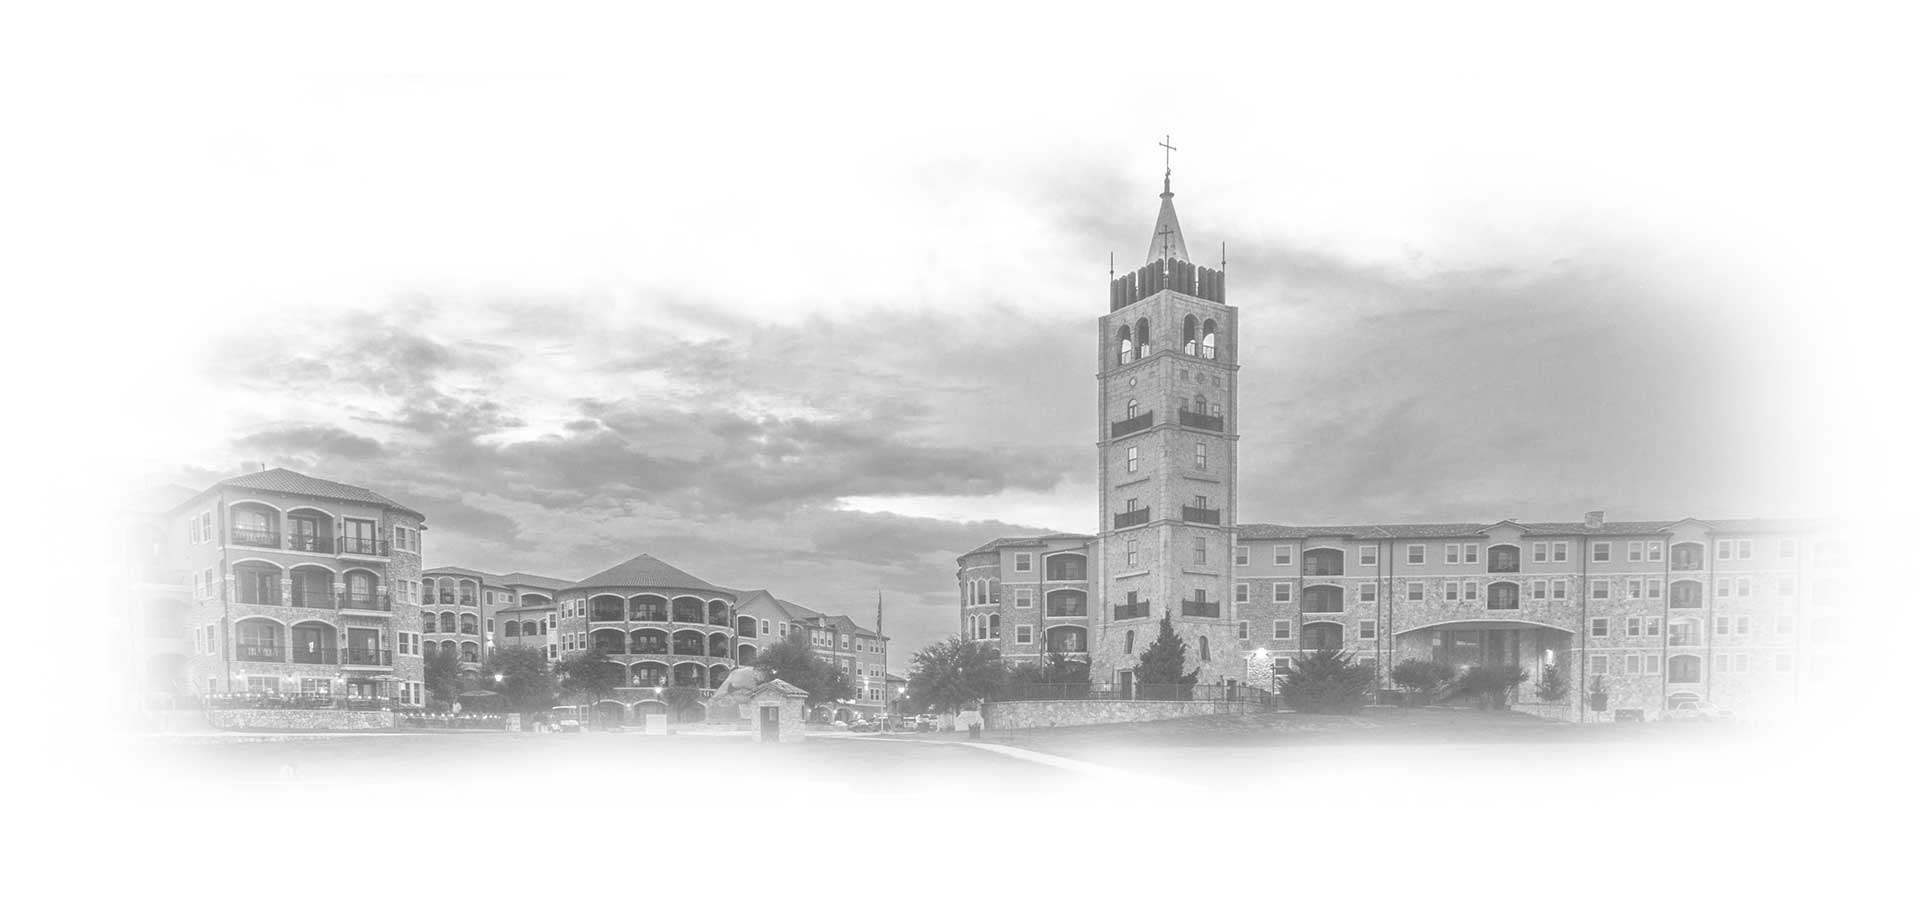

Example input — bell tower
[1093,153,1240,686]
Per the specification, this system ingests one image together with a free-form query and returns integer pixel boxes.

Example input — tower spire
[1146,134,1190,265]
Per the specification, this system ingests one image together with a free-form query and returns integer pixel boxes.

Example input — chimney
[1584,510,1605,529]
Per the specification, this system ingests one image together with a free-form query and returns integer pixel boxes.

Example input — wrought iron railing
[291,649,338,664]
[342,648,393,666]
[338,537,390,557]
[1181,600,1221,618]
[231,527,281,549]
[236,644,283,662]
[288,535,334,554]
[1178,409,1224,431]
[1112,602,1150,620]
[1181,505,1221,525]
[1114,507,1150,529]
[340,592,392,611]
[1110,411,1154,438]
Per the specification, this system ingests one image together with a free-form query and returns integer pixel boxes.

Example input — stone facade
[958,179,1841,723]
[207,709,400,731]
[982,698,1261,731]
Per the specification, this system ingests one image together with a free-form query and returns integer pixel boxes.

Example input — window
[1737,539,1752,560]
[1648,543,1663,562]
[1358,619,1377,641]
[1716,540,1733,560]
[1714,616,1731,636]
[1592,542,1611,563]
[1359,545,1377,567]
[1530,580,1547,600]
[1199,637,1210,661]
[1775,653,1794,672]
[1407,582,1425,602]
[1014,588,1032,608]
[1646,617,1660,636]
[1123,629,1133,653]
[1590,618,1610,638]
[1445,581,1460,601]
[1464,544,1479,564]
[1463,581,1478,602]
[1778,576,1797,596]
[1234,546,1249,566]
[1015,625,1032,644]
[1126,398,1139,419]
[1234,583,1249,603]
[1780,538,1799,558]
[1737,577,1751,598]
[1626,616,1642,637]
[1359,582,1377,603]
[1716,578,1731,598]
[1014,553,1032,573]
[1734,653,1749,673]
[1192,537,1206,566]
[1735,615,1751,635]
[1552,542,1568,562]
[1669,655,1702,683]
[1532,542,1547,563]
[1488,583,1519,610]
[1195,442,1207,469]
[1237,621,1249,640]
[1776,615,1796,634]
[1589,654,1609,675]
[1408,545,1426,565]
[1272,620,1291,640]
[1272,583,1292,603]
[1445,544,1460,565]
[1626,578,1642,598]
[1126,539,1139,569]
[1591,579,1610,600]
[1274,546,1294,566]
[1126,446,1138,473]
[1628,541,1643,562]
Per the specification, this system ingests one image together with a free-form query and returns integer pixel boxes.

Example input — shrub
[1388,659,1456,706]
[1536,664,1571,703]
[1458,664,1529,710]
[1278,648,1375,714]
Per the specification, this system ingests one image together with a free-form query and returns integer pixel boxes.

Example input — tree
[1388,658,1456,707]
[905,637,1006,714]
[1535,663,1571,703]
[1133,613,1199,700]
[663,686,706,723]
[1278,647,1375,713]
[752,637,854,707]
[1458,664,1529,710]
[424,646,462,710]
[480,646,559,717]
[556,651,626,728]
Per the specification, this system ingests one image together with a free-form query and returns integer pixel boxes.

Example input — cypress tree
[1133,613,1199,699]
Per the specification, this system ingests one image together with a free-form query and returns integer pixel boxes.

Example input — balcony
[236,644,283,662]
[288,535,334,554]
[291,648,338,665]
[231,527,281,549]
[1110,411,1154,438]
[1181,599,1220,618]
[1178,409,1224,432]
[1114,507,1150,529]
[338,537,390,558]
[289,590,334,609]
[458,594,477,607]
[1113,602,1150,621]
[340,592,392,612]
[1181,505,1221,525]
[632,609,669,623]
[342,648,393,666]
[1045,601,1088,618]
[630,643,669,656]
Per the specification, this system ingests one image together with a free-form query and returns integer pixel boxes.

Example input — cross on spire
[1158,134,1177,193]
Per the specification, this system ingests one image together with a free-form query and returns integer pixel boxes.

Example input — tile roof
[567,554,729,594]
[961,533,1095,558]
[496,572,572,591]
[199,467,425,519]
[733,589,823,622]
[1238,517,1829,540]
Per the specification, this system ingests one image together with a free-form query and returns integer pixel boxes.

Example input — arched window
[1118,325,1134,364]
[1302,622,1344,651]
[459,613,478,635]
[708,632,729,657]
[630,629,668,654]
[235,618,284,661]
[234,562,283,605]
[1124,630,1135,654]
[989,613,1000,639]
[1135,317,1151,355]
[289,566,332,608]
[1669,580,1703,609]
[1127,399,1139,419]
[1487,582,1520,610]
[1199,636,1210,661]
[437,612,456,634]
[343,571,375,608]
[1183,315,1199,355]
[1671,542,1705,571]
[1193,393,1207,414]
[632,662,667,687]
[504,621,520,637]
[1201,319,1218,360]
[1669,654,1702,683]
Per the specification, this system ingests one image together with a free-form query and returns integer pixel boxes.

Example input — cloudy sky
[37,4,1904,663]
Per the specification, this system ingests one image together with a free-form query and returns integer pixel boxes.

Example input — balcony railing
[632,610,669,622]
[340,592,392,612]
[1302,563,1343,577]
[1488,561,1521,574]
[438,591,455,604]
[1114,507,1151,529]
[1113,602,1150,620]
[458,594,476,607]
[1110,411,1154,438]
[236,644,283,662]
[672,644,705,656]
[342,648,393,666]
[1181,600,1220,618]
[338,537,390,557]
[231,527,281,549]
[1045,602,1088,618]
[630,644,669,655]
[709,614,730,627]
[291,649,338,665]
[236,589,283,606]
[289,591,334,609]
[590,609,626,623]
[288,535,334,554]
[1178,409,1224,432]
[593,645,628,656]
[1181,505,1221,525]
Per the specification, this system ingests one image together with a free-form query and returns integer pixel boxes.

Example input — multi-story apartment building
[957,174,1841,721]
[552,554,739,723]
[169,467,430,706]
[733,589,891,718]
[117,484,199,710]
[421,567,570,671]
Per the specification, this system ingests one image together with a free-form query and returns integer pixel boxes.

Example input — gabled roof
[566,554,728,594]
[733,589,822,622]
[960,533,1094,558]
[496,572,571,591]
[180,467,425,520]
[750,679,809,699]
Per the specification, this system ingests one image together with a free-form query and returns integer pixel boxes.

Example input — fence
[989,682,1276,708]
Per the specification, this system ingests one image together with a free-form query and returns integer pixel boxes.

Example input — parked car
[850,720,880,733]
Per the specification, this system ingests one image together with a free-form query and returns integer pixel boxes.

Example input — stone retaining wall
[982,699,1256,731]
[207,709,400,731]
